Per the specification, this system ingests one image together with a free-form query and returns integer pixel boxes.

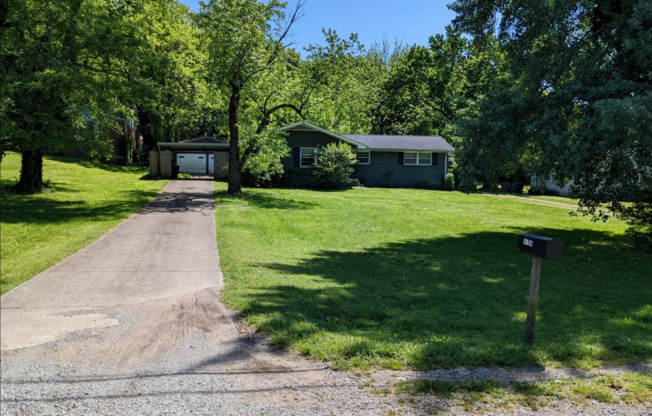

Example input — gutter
[361,148,456,153]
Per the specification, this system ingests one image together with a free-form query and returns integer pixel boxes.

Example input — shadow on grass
[214,189,319,210]
[237,228,651,369]
[47,155,149,174]
[0,188,162,224]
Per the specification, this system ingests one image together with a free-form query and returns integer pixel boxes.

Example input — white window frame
[404,151,432,166]
[356,150,370,165]
[300,147,318,168]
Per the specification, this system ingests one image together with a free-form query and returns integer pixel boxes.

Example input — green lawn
[0,152,167,294]
[214,183,652,370]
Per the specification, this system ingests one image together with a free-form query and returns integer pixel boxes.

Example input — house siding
[282,130,448,187]
[281,131,344,169]
[281,131,347,185]
[357,152,446,188]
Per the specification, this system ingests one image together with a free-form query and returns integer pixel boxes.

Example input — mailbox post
[518,234,563,346]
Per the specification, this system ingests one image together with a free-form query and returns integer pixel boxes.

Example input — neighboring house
[71,105,143,165]
[280,121,455,187]
[110,107,143,165]
[531,174,576,197]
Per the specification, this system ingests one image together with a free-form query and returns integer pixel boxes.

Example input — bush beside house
[312,142,357,188]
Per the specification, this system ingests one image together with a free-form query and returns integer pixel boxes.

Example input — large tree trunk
[227,85,242,195]
[17,150,44,192]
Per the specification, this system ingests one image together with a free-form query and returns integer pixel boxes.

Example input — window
[300,147,317,167]
[404,152,432,166]
[356,150,370,165]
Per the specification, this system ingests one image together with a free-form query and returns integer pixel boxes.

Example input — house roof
[280,121,455,153]
[186,136,226,144]
[280,121,368,149]
[157,135,229,152]
[343,134,455,152]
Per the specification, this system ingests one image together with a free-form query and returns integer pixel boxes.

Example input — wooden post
[149,151,160,177]
[525,256,543,346]
[214,152,228,179]
[160,150,173,178]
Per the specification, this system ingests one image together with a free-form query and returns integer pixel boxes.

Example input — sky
[180,0,457,54]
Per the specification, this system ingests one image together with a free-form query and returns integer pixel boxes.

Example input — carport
[151,136,230,179]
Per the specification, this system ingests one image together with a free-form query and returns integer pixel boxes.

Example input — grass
[0,152,167,294]
[395,372,652,411]
[214,183,652,371]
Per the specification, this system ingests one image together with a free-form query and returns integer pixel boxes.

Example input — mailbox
[518,233,563,260]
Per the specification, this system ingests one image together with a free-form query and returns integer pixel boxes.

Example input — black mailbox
[518,233,563,260]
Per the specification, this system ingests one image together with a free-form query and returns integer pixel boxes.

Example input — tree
[200,0,306,195]
[1,0,149,191]
[1,0,215,189]
[126,0,219,150]
[301,30,378,135]
[451,0,652,246]
[366,27,502,142]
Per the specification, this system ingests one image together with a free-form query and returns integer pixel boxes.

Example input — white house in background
[531,174,576,197]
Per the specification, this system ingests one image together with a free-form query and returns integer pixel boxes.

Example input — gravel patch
[2,302,650,416]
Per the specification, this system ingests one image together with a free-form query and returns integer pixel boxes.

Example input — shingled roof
[186,136,226,144]
[343,134,455,152]
[282,121,455,153]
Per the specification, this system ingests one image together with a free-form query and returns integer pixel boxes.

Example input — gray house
[280,121,455,187]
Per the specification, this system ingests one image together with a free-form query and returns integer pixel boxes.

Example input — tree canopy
[3,0,650,245]
[451,0,652,246]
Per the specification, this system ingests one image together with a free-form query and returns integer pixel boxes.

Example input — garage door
[176,154,214,175]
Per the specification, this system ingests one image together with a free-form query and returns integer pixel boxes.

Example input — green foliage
[242,129,290,186]
[3,0,173,185]
[127,0,219,147]
[302,29,378,134]
[451,0,652,248]
[214,184,651,370]
[443,173,455,190]
[0,0,217,191]
[200,0,309,194]
[369,27,502,142]
[312,142,357,188]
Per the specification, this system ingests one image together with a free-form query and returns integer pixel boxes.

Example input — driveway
[0,180,409,415]
[1,180,222,351]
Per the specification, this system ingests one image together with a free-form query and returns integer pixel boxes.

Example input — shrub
[448,158,460,189]
[312,142,357,188]
[443,173,455,190]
